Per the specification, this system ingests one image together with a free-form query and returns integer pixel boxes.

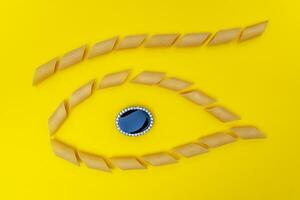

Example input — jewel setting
[116,106,154,137]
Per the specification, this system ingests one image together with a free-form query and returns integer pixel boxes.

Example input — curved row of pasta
[48,70,265,172]
[51,126,264,172]
[33,21,268,85]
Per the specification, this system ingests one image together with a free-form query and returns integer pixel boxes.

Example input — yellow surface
[1,0,299,199]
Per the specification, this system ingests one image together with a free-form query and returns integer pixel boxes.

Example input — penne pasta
[199,132,236,148]
[110,157,146,170]
[48,101,68,135]
[51,139,79,165]
[116,34,147,50]
[175,32,211,47]
[141,152,177,166]
[240,21,268,41]
[131,71,165,85]
[206,106,240,122]
[172,143,208,158]
[69,80,94,109]
[57,45,86,70]
[77,151,111,172]
[158,77,192,91]
[32,58,58,85]
[98,70,130,89]
[144,34,179,47]
[231,126,265,139]
[208,28,241,45]
[181,90,216,106]
[87,37,118,59]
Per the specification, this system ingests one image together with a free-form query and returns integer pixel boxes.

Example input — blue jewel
[116,106,153,137]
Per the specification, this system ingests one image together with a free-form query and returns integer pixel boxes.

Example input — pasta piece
[199,132,236,148]
[175,32,211,47]
[144,34,179,47]
[87,37,118,59]
[98,70,130,89]
[48,101,68,135]
[57,45,86,70]
[51,139,79,165]
[141,152,177,166]
[32,58,58,85]
[158,77,192,91]
[69,80,94,109]
[131,71,165,85]
[240,21,268,41]
[231,126,265,139]
[208,28,241,45]
[110,157,145,170]
[77,151,111,172]
[181,90,216,106]
[206,106,240,122]
[116,34,147,50]
[173,143,208,158]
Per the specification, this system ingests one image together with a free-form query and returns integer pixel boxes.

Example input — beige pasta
[110,157,145,170]
[173,143,208,158]
[48,101,68,135]
[51,139,79,165]
[77,151,111,172]
[144,34,179,47]
[131,71,165,85]
[240,21,268,41]
[141,152,177,166]
[181,90,216,106]
[116,34,147,50]
[32,58,58,85]
[231,126,265,139]
[57,45,86,70]
[98,70,130,89]
[87,37,118,59]
[208,28,241,45]
[206,106,240,122]
[199,132,236,148]
[176,32,211,47]
[158,77,192,91]
[69,80,94,109]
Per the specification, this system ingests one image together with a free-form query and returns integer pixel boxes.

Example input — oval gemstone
[116,107,153,136]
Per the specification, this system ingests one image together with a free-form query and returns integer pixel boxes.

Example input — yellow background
[1,0,299,199]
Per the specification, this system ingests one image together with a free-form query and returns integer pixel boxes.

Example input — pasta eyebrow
[208,28,241,45]
[57,45,87,70]
[144,34,179,47]
[115,34,147,50]
[175,32,211,47]
[32,21,268,85]
[87,37,118,59]
[32,58,58,85]
[45,70,266,172]
[240,21,268,41]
